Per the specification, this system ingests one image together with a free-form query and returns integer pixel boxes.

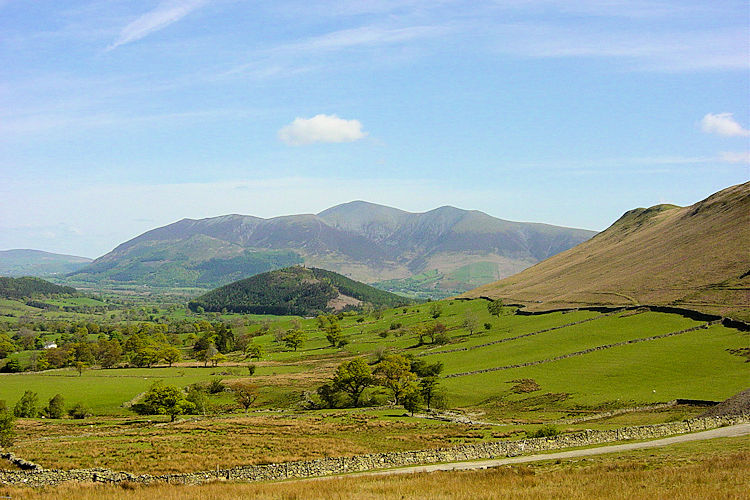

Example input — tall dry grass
[2,447,747,500]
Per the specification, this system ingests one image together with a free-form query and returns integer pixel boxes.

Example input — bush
[43,394,65,419]
[247,364,256,376]
[68,403,92,419]
[13,390,38,418]
[434,332,450,345]
[528,424,560,438]
[1,358,22,373]
[378,331,389,338]
[389,322,402,330]
[207,377,226,394]
[0,409,14,447]
[484,323,492,330]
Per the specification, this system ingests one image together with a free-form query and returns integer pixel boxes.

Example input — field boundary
[1,414,747,487]
[418,309,624,358]
[444,320,720,378]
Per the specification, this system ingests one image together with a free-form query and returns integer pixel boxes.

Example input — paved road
[323,423,750,480]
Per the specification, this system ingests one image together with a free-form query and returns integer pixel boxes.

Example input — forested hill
[0,276,77,299]
[188,266,411,316]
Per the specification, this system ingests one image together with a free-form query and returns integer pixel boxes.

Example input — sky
[1,0,748,258]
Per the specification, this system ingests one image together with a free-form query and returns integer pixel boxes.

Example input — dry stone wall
[1,414,747,487]
[445,321,720,378]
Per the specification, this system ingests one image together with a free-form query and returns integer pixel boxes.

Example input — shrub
[68,403,92,419]
[389,322,402,330]
[1,358,22,373]
[528,424,560,438]
[378,331,389,338]
[43,394,65,419]
[13,391,38,418]
[207,377,226,394]
[0,409,14,447]
[434,332,450,345]
[484,323,492,330]
[247,364,256,376]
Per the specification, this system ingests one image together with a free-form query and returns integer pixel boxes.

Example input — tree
[0,408,15,448]
[245,344,263,360]
[43,394,65,419]
[13,390,38,418]
[161,346,182,367]
[375,354,417,405]
[410,360,443,410]
[487,299,504,318]
[96,339,122,368]
[419,376,440,410]
[324,318,344,347]
[232,381,258,413]
[210,352,227,367]
[74,361,87,376]
[462,312,479,335]
[137,382,195,422]
[428,302,443,319]
[282,329,306,351]
[401,386,423,416]
[331,358,374,407]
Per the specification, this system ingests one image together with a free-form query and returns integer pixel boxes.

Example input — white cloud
[278,114,367,146]
[719,151,750,164]
[700,113,750,137]
[107,0,208,51]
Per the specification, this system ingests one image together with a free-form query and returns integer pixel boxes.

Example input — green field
[1,298,746,417]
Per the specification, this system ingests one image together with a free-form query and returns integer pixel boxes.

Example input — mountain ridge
[0,249,92,277]
[68,201,597,294]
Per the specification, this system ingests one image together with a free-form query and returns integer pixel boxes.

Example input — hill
[0,276,77,299]
[68,202,595,294]
[187,266,411,316]
[463,182,750,319]
[0,249,92,277]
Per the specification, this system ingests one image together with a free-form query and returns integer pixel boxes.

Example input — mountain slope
[0,249,92,277]
[69,202,596,293]
[0,276,77,299]
[463,182,750,318]
[188,266,410,316]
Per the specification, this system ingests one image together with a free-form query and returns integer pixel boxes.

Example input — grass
[1,434,747,499]
[8,411,505,474]
[442,323,749,411]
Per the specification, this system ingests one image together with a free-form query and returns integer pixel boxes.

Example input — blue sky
[1,0,748,258]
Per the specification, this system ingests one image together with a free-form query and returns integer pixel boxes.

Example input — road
[311,423,750,481]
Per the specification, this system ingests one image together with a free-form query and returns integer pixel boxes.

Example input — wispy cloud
[278,114,367,146]
[107,0,209,51]
[489,23,748,72]
[700,113,750,137]
[719,151,750,164]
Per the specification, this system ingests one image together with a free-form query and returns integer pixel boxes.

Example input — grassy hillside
[463,182,750,320]
[0,276,77,299]
[188,266,411,315]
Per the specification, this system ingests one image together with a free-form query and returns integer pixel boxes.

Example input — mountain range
[66,201,596,295]
[463,182,750,320]
[0,249,92,277]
